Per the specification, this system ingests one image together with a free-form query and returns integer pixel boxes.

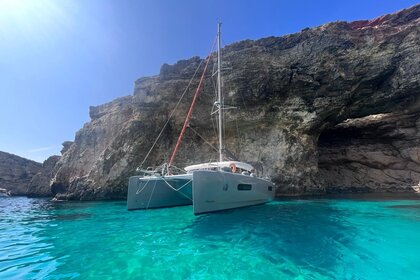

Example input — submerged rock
[51,5,420,200]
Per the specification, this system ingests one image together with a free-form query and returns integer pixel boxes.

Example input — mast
[217,22,223,163]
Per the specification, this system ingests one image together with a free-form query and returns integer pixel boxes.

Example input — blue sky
[0,0,418,162]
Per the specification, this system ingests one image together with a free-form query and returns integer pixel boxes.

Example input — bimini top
[184,161,254,173]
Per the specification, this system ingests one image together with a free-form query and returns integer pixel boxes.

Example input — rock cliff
[26,155,61,197]
[51,5,420,200]
[0,151,43,195]
[0,151,60,196]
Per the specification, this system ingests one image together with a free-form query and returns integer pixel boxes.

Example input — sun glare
[0,0,41,23]
[0,0,26,12]
[0,0,75,44]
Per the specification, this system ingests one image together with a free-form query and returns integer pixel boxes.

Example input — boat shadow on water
[186,200,359,276]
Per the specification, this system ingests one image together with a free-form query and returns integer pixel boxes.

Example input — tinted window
[237,184,252,191]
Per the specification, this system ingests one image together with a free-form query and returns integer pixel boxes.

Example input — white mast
[217,22,223,163]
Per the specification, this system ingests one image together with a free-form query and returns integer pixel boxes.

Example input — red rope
[168,42,215,166]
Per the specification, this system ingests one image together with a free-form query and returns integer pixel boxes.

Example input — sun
[0,0,62,20]
[0,0,71,40]
[0,0,37,22]
[0,0,26,11]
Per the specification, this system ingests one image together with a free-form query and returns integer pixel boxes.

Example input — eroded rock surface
[319,110,420,193]
[0,151,43,195]
[27,155,61,197]
[51,5,420,199]
[0,151,61,197]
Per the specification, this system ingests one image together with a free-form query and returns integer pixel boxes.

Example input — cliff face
[26,155,61,197]
[51,5,420,200]
[319,111,420,193]
[0,151,60,196]
[0,151,43,195]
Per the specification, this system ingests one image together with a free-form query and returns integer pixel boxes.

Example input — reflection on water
[1,196,420,279]
[189,201,354,278]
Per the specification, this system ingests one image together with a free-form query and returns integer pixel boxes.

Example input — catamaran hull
[127,175,192,210]
[127,171,274,214]
[192,171,274,215]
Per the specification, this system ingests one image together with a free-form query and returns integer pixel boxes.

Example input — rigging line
[211,56,217,78]
[211,70,218,99]
[221,89,225,158]
[210,73,219,141]
[238,90,247,110]
[160,178,193,201]
[136,180,150,195]
[234,110,242,154]
[146,178,158,209]
[139,40,214,169]
[211,110,218,140]
[187,125,219,153]
[168,38,217,166]
[220,48,226,161]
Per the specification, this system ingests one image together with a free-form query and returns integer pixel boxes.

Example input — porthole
[237,184,252,191]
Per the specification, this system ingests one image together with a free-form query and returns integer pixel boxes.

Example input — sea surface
[1,196,420,280]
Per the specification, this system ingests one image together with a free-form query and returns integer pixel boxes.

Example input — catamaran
[127,23,275,215]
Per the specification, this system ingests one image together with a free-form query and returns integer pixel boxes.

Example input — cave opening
[317,113,420,193]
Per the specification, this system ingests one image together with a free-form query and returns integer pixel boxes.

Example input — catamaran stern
[127,175,193,210]
[192,170,274,215]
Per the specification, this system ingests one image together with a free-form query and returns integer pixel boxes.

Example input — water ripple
[1,197,420,279]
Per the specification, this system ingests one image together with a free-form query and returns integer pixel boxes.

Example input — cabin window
[237,184,252,191]
[268,186,273,191]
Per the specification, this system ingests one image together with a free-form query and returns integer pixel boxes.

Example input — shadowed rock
[0,151,43,195]
[27,155,61,197]
[0,151,61,197]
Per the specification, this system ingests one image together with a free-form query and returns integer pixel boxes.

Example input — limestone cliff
[0,151,61,197]
[0,151,43,195]
[51,5,420,200]
[26,155,61,197]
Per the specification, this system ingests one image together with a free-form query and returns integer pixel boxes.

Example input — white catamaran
[127,23,275,215]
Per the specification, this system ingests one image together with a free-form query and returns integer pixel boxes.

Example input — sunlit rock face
[51,5,420,200]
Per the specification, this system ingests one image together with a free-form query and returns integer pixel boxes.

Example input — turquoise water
[1,197,420,279]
